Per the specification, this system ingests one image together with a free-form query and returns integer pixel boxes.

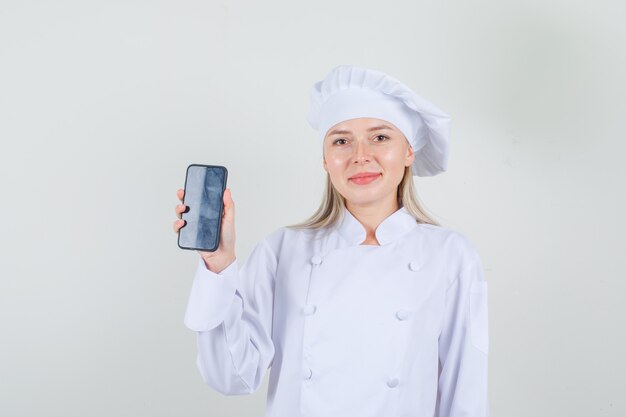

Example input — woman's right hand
[173,188,237,274]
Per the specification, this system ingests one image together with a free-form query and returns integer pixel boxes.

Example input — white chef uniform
[184,205,490,416]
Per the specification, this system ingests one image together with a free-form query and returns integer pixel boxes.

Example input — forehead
[324,117,400,137]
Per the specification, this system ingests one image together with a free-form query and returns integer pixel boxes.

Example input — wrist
[201,253,236,274]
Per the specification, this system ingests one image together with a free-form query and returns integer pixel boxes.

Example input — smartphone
[177,164,228,252]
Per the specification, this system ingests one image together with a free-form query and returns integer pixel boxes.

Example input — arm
[436,256,490,416]
[183,238,277,395]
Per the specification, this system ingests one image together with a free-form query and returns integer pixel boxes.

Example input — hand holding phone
[173,164,236,273]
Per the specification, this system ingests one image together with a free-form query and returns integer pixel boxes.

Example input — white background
[1,1,624,416]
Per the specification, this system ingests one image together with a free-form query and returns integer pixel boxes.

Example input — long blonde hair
[286,165,440,230]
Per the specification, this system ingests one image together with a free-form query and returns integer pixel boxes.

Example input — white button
[387,377,399,388]
[408,261,419,271]
[395,309,410,320]
[311,255,322,265]
[303,304,317,315]
[303,367,313,380]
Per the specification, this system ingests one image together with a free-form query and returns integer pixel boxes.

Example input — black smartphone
[177,164,228,252]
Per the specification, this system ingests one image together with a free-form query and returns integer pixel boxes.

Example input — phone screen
[178,164,228,252]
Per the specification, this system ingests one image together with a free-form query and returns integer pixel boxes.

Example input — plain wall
[1,0,625,416]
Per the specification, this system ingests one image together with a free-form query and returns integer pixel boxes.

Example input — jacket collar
[335,205,418,246]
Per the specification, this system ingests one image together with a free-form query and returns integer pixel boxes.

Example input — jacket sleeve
[183,238,277,395]
[436,255,490,417]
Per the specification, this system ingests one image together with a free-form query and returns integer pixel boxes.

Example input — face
[323,117,415,210]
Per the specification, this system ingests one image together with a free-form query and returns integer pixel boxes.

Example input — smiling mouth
[348,173,381,185]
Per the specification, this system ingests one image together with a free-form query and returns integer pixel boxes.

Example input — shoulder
[259,225,319,254]
[416,223,480,256]
[240,226,310,271]
[414,223,483,277]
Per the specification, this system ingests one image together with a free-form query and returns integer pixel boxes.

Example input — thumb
[223,188,235,219]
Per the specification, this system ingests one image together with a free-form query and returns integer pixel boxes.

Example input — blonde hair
[286,165,440,230]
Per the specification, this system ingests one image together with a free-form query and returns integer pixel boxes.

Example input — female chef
[173,65,490,417]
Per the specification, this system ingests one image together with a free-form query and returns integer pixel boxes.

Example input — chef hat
[307,65,451,176]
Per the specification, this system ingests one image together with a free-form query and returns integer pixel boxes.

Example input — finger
[177,188,184,202]
[175,204,186,218]
[173,219,185,233]
[224,188,234,206]
[223,188,235,219]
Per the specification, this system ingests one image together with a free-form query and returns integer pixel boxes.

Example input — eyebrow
[326,124,394,136]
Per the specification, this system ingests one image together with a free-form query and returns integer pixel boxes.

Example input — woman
[173,65,490,417]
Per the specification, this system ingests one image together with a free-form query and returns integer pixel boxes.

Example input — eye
[373,135,389,142]
[332,138,348,145]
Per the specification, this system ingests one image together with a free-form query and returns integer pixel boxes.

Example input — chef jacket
[184,205,490,417]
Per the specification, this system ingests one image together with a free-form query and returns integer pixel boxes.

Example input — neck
[345,195,400,244]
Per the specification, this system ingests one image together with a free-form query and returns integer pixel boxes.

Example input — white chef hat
[307,65,451,176]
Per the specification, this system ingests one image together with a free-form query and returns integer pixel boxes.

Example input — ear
[323,156,328,172]
[405,144,416,167]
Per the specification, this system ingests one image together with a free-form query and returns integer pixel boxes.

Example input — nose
[352,140,372,165]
